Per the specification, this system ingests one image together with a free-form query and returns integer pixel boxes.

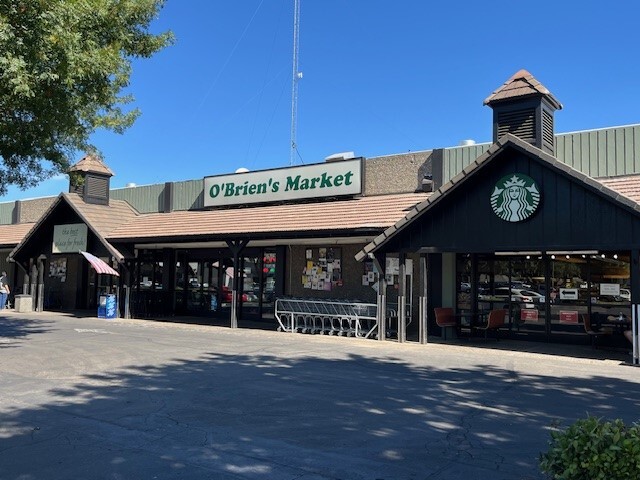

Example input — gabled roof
[8,193,139,263]
[483,69,562,110]
[107,193,429,242]
[355,134,640,261]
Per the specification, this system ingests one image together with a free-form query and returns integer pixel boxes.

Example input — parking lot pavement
[1,311,639,480]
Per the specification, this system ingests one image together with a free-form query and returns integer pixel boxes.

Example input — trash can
[98,294,117,319]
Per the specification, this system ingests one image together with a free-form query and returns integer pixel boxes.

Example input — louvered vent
[497,109,536,142]
[84,175,109,204]
[542,108,554,151]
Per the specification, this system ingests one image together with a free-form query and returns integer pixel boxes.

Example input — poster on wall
[302,247,342,291]
[49,258,67,282]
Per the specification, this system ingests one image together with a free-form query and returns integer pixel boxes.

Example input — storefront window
[589,252,631,321]
[548,254,589,333]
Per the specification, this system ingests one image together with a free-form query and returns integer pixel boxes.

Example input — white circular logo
[490,174,540,222]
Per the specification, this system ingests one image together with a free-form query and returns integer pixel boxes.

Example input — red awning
[79,251,120,276]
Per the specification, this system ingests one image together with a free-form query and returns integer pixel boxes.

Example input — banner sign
[204,159,362,207]
[52,223,87,253]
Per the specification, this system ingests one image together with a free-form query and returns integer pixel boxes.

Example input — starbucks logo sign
[490,174,540,222]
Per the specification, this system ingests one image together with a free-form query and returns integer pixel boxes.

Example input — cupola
[484,70,562,155]
[68,154,114,205]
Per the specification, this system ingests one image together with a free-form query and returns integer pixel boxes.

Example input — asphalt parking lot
[1,311,638,480]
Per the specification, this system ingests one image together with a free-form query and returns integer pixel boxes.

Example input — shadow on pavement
[0,315,53,348]
[1,346,639,479]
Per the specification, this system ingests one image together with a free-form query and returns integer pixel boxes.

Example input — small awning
[79,251,120,276]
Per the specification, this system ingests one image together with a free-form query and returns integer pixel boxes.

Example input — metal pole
[289,0,302,166]
[633,303,639,365]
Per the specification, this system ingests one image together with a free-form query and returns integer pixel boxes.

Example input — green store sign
[204,159,362,207]
[490,173,540,222]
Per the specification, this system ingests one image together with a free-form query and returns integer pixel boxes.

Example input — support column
[37,256,45,312]
[632,250,640,365]
[398,253,407,343]
[29,262,37,311]
[419,254,429,344]
[227,239,249,329]
[373,253,387,342]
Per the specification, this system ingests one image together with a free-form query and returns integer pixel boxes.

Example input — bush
[540,416,640,479]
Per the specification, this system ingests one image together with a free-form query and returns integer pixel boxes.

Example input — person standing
[0,271,9,309]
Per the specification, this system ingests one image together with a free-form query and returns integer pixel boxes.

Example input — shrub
[540,416,640,480]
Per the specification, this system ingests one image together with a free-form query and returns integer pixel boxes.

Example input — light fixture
[566,255,570,259]
[551,255,556,260]
[526,255,530,260]
[614,254,618,259]
[601,254,606,258]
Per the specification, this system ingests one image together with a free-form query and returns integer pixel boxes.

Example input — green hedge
[540,416,640,479]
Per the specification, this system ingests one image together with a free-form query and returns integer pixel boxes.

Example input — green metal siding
[0,203,14,224]
[110,184,165,213]
[173,179,204,210]
[443,124,640,183]
[442,143,491,183]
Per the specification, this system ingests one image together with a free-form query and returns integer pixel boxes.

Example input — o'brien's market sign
[204,158,362,207]
[52,223,87,253]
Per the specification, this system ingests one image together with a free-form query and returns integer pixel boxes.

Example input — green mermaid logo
[491,174,540,222]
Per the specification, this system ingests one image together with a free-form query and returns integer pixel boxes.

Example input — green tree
[0,0,173,194]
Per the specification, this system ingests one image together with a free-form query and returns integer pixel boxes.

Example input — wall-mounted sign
[52,223,87,253]
[520,309,539,322]
[559,310,579,324]
[490,173,540,222]
[600,283,620,296]
[204,159,362,207]
[559,288,578,300]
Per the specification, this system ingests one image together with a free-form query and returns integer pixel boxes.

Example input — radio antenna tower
[289,0,302,165]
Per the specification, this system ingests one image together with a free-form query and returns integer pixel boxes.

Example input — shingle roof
[107,193,430,242]
[68,154,114,176]
[0,223,36,248]
[483,69,562,110]
[8,193,139,263]
[64,193,139,238]
[598,175,640,203]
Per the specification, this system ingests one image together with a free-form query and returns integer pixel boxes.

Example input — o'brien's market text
[209,171,355,199]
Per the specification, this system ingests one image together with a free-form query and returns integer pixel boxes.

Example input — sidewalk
[1,311,638,479]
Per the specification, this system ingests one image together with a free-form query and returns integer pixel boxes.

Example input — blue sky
[3,0,640,201]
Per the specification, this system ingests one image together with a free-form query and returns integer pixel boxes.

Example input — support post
[226,239,250,329]
[398,253,407,343]
[632,304,639,366]
[419,254,429,344]
[372,253,387,342]
[30,262,37,311]
[37,256,45,312]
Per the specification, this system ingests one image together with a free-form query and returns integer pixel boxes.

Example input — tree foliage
[0,0,173,194]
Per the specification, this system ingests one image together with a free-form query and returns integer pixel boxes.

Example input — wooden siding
[443,125,640,183]
[110,184,165,213]
[386,148,640,255]
[172,179,204,211]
